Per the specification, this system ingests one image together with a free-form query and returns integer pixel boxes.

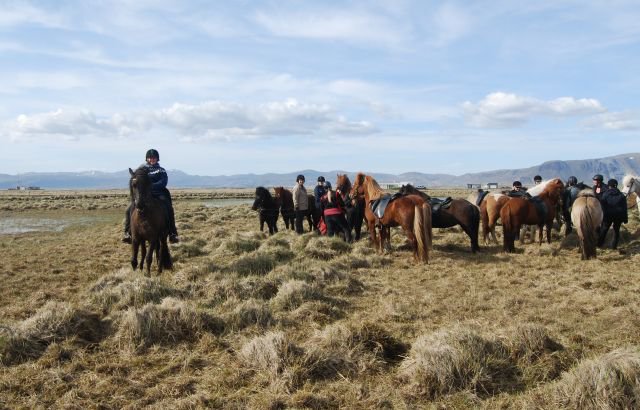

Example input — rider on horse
[123,149,179,244]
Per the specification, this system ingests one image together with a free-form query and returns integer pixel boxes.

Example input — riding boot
[122,204,133,243]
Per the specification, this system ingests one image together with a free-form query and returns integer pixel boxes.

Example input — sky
[1,0,639,176]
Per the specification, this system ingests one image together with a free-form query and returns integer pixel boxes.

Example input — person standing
[598,179,628,249]
[533,175,542,185]
[592,174,608,199]
[562,176,580,235]
[292,174,309,234]
[314,176,327,209]
[321,188,352,242]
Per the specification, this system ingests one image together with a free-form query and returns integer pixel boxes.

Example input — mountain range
[2,153,638,190]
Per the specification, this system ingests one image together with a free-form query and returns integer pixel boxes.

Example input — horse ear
[129,168,134,176]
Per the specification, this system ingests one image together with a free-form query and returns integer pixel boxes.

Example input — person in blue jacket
[122,149,179,244]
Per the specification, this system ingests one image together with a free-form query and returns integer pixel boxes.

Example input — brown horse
[128,167,173,275]
[467,190,511,245]
[399,184,480,253]
[335,174,365,241]
[274,187,295,230]
[353,173,431,263]
[571,190,603,260]
[500,178,565,252]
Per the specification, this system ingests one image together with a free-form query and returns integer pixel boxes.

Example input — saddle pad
[370,193,402,219]
[476,191,489,207]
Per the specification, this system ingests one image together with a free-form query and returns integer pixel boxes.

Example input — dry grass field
[1,188,639,409]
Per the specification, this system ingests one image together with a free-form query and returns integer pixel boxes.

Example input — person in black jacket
[592,174,608,200]
[123,149,179,244]
[597,179,627,249]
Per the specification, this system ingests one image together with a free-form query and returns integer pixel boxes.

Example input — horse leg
[259,215,265,232]
[156,240,163,274]
[145,239,155,276]
[140,241,147,271]
[131,240,139,270]
[545,222,552,244]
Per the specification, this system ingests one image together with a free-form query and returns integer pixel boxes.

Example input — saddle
[429,197,453,214]
[476,190,489,207]
[369,193,403,219]
[529,196,548,221]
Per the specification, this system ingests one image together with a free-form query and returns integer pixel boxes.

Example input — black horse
[252,187,280,235]
[598,185,628,249]
[336,174,365,240]
[398,184,480,253]
[128,167,173,275]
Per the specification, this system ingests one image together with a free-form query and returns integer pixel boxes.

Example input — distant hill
[1,153,638,189]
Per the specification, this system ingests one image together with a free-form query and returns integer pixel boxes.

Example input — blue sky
[1,0,638,176]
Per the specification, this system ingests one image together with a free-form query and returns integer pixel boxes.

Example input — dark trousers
[124,192,177,236]
[295,209,308,234]
[325,214,352,242]
[598,218,622,249]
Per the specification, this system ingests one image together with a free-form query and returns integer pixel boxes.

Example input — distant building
[10,185,42,190]
[466,183,481,189]
[485,182,498,189]
[379,182,412,190]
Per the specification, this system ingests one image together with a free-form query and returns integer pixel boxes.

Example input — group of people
[292,174,352,241]
[123,150,630,250]
[505,173,628,249]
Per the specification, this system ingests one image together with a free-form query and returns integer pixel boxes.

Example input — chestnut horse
[352,173,431,263]
[571,190,603,260]
[501,178,565,252]
[335,174,365,241]
[274,187,295,230]
[128,167,173,276]
[467,190,511,245]
[399,184,480,253]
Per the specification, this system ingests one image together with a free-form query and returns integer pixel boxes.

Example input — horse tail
[161,238,173,269]
[501,203,514,253]
[470,202,480,252]
[424,202,432,250]
[580,200,597,260]
[414,204,429,263]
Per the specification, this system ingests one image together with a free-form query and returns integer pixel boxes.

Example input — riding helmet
[607,179,618,188]
[512,181,522,187]
[567,176,578,186]
[146,149,160,160]
[297,174,305,182]
[592,174,604,182]
[317,176,325,182]
[533,175,542,183]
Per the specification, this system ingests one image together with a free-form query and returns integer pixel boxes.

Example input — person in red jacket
[320,187,352,242]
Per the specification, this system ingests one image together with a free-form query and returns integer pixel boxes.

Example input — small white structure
[485,182,498,189]
[467,183,481,189]
[379,182,412,190]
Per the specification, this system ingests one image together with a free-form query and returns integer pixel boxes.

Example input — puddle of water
[202,198,254,208]
[0,216,111,235]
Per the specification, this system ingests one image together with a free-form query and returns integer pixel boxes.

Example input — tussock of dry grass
[239,331,301,377]
[89,269,178,312]
[305,236,351,259]
[550,347,640,409]
[216,234,262,255]
[1,301,104,365]
[398,325,515,399]
[270,280,323,311]
[227,252,277,276]
[115,297,224,351]
[303,322,408,380]
[206,276,280,306]
[224,298,274,330]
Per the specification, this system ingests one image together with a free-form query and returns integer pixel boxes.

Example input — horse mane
[363,175,385,200]
[622,175,637,188]
[336,174,352,191]
[527,178,555,196]
[255,186,273,200]
[577,189,596,198]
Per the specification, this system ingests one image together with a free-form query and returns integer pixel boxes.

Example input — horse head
[129,167,152,211]
[543,178,565,201]
[622,175,638,195]
[336,174,352,193]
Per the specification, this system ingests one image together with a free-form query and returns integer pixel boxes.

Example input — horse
[352,173,431,263]
[398,184,480,253]
[622,175,640,214]
[252,187,280,235]
[335,174,365,241]
[274,187,295,230]
[128,167,173,276]
[571,190,603,260]
[500,178,565,253]
[467,190,510,245]
[598,181,628,250]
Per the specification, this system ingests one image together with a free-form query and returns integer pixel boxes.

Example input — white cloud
[4,99,376,142]
[462,92,606,128]
[253,8,408,48]
[583,111,639,131]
